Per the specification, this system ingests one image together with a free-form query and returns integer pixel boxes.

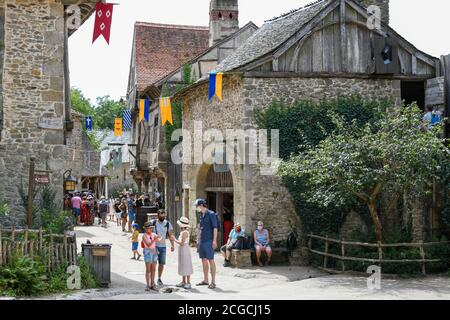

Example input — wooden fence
[304,234,450,275]
[0,227,78,271]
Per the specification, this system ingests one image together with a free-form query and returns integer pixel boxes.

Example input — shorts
[100,211,107,220]
[156,246,167,265]
[143,248,158,264]
[198,241,215,260]
[128,212,136,223]
[72,208,81,217]
[220,244,234,253]
[132,242,139,251]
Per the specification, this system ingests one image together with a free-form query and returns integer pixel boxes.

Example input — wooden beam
[273,0,340,59]
[442,54,450,139]
[340,0,347,73]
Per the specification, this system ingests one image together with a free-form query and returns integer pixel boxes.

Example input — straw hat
[177,217,190,228]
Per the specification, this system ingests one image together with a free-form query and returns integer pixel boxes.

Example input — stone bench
[230,248,290,268]
[250,247,290,265]
[230,249,253,268]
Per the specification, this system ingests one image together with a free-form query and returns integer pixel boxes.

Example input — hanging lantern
[63,169,78,192]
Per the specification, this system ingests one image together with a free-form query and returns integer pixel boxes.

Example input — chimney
[209,0,239,46]
[357,0,390,25]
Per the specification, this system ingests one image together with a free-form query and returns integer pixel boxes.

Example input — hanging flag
[139,99,151,122]
[92,3,114,44]
[123,110,132,130]
[85,116,93,131]
[208,72,224,102]
[114,118,122,137]
[159,97,173,126]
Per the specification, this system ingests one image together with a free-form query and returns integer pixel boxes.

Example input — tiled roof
[216,0,332,72]
[134,22,210,92]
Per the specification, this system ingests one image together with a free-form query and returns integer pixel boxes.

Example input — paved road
[42,221,450,300]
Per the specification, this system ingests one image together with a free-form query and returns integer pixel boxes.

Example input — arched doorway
[196,165,234,246]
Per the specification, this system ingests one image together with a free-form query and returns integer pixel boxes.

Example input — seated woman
[253,221,272,267]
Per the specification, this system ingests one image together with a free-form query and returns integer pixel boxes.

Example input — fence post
[419,241,426,275]
[324,235,329,269]
[308,235,312,251]
[341,239,345,272]
[24,227,29,255]
[0,229,2,266]
[39,228,43,255]
[377,241,383,270]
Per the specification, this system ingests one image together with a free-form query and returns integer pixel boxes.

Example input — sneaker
[223,260,232,267]
[157,279,164,286]
[183,283,192,290]
[176,282,185,288]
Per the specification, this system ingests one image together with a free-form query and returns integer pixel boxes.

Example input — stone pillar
[209,0,239,46]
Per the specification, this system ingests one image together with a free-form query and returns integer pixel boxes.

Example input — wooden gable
[250,0,439,79]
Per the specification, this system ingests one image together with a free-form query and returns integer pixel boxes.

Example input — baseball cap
[195,199,207,206]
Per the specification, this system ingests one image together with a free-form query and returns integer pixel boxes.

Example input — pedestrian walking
[195,199,218,290]
[98,196,109,228]
[127,194,137,232]
[131,223,141,260]
[113,199,122,227]
[151,209,175,287]
[71,192,82,226]
[119,198,128,232]
[142,221,161,292]
[174,217,193,290]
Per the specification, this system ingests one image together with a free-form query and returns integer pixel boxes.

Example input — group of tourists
[65,192,110,227]
[129,198,273,292]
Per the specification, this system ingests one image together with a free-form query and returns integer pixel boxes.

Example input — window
[229,13,233,19]
[218,12,222,19]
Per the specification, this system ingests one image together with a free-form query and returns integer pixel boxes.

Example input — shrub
[77,256,100,289]
[0,256,47,297]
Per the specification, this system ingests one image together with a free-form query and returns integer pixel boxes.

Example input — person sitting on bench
[221,223,246,267]
[254,221,272,267]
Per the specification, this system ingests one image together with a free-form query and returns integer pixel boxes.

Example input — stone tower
[209,0,239,46]
[356,0,390,25]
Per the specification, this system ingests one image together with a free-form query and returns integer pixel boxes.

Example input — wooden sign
[92,248,108,257]
[34,173,50,185]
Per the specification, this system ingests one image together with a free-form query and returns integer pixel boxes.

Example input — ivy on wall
[255,96,389,236]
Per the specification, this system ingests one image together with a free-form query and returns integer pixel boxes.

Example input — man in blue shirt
[221,223,246,267]
[195,199,218,289]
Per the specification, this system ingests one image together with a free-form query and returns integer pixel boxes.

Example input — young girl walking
[142,221,161,291]
[174,217,194,289]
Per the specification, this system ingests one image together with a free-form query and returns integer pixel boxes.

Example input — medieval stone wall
[0,0,67,214]
[180,74,401,257]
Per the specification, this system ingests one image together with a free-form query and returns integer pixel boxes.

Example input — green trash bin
[81,243,112,287]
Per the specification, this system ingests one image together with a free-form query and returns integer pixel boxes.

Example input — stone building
[126,0,257,226]
[65,112,105,196]
[175,0,447,248]
[0,0,99,214]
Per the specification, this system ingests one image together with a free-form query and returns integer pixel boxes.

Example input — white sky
[68,0,450,104]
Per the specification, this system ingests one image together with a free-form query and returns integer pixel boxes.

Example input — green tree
[278,104,450,242]
[93,96,127,130]
[70,88,94,116]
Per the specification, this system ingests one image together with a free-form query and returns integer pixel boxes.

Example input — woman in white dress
[173,217,194,289]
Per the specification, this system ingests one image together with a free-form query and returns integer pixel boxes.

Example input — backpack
[286,232,298,251]
[99,201,108,213]
[154,220,170,239]
[431,112,442,126]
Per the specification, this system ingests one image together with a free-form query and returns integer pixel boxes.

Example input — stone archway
[195,164,235,246]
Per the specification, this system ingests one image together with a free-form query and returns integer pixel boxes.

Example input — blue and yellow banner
[139,99,150,122]
[208,72,223,102]
[159,97,173,126]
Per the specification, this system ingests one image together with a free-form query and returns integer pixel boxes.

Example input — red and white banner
[92,3,114,44]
